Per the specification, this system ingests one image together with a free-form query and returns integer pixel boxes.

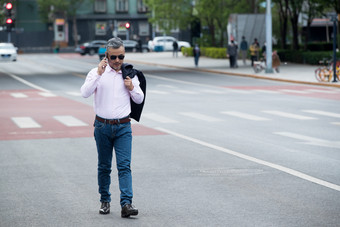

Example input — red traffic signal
[125,22,130,29]
[6,18,13,24]
[5,2,13,10]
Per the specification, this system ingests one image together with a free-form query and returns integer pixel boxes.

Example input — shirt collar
[106,65,122,74]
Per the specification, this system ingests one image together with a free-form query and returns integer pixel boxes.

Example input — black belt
[95,115,130,124]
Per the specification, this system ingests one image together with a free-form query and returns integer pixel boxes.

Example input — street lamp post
[265,0,273,73]
[331,14,338,83]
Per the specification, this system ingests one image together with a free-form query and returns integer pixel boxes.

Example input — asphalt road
[0,53,339,227]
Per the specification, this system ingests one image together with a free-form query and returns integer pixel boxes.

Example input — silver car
[0,43,17,61]
[148,36,191,51]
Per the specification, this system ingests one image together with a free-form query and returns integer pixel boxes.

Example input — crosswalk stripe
[38,92,57,97]
[53,115,88,127]
[10,93,28,98]
[302,110,340,118]
[179,112,222,122]
[262,110,316,120]
[143,113,178,123]
[331,122,340,126]
[274,132,340,149]
[148,90,169,95]
[11,117,41,128]
[225,89,252,94]
[174,90,198,94]
[66,91,82,96]
[200,89,226,94]
[221,111,270,121]
[253,90,280,94]
[305,89,339,94]
[279,89,310,94]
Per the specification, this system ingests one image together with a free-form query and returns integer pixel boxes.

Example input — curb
[127,59,340,89]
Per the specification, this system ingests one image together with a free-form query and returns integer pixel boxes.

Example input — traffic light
[4,2,14,32]
[125,22,130,29]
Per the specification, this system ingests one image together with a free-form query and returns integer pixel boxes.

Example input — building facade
[0,0,152,50]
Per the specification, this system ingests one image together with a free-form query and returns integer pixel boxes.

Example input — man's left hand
[124,76,134,91]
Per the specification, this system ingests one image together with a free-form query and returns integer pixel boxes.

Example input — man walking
[81,37,145,218]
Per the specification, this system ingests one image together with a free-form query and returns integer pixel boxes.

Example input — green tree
[145,0,192,35]
[145,0,253,47]
[302,0,325,50]
[37,0,85,46]
[288,0,303,50]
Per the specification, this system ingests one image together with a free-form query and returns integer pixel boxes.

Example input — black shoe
[121,204,138,218]
[99,202,110,214]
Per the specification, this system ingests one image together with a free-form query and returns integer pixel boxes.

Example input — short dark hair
[106,37,124,50]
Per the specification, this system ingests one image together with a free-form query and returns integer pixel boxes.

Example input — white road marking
[262,110,316,120]
[11,117,42,128]
[66,91,82,96]
[274,132,340,149]
[221,111,270,121]
[143,113,178,123]
[8,73,50,92]
[156,127,340,192]
[38,92,57,97]
[148,90,170,95]
[305,89,340,94]
[331,122,340,126]
[200,89,226,94]
[279,89,310,94]
[179,112,222,122]
[225,89,252,94]
[10,93,28,98]
[302,110,340,118]
[174,90,198,94]
[253,89,280,94]
[53,115,88,127]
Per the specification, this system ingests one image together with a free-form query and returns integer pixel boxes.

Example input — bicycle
[314,59,340,82]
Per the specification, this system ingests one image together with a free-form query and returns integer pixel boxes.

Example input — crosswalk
[8,86,339,99]
[143,109,340,124]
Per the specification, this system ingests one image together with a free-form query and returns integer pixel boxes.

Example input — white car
[148,36,191,51]
[0,43,17,61]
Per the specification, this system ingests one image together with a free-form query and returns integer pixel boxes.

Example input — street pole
[332,14,337,83]
[265,0,273,73]
[7,31,11,43]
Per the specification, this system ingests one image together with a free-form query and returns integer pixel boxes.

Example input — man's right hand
[97,57,108,75]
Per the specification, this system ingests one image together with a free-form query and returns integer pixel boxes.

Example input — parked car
[98,40,149,60]
[148,36,191,51]
[0,43,17,62]
[75,40,107,56]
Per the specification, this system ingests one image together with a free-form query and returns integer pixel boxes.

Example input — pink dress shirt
[81,65,144,119]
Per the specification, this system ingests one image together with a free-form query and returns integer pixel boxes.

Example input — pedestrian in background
[173,40,178,57]
[227,40,238,68]
[240,36,248,65]
[138,37,143,53]
[249,38,260,66]
[261,42,266,59]
[193,44,200,67]
[272,50,281,73]
[81,37,145,218]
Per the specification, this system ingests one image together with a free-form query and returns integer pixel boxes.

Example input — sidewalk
[125,51,340,88]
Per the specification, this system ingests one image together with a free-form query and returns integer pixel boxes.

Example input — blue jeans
[94,119,133,207]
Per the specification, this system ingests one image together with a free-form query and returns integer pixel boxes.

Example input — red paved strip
[0,90,165,141]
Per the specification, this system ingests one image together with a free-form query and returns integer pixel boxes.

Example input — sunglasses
[107,54,125,60]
